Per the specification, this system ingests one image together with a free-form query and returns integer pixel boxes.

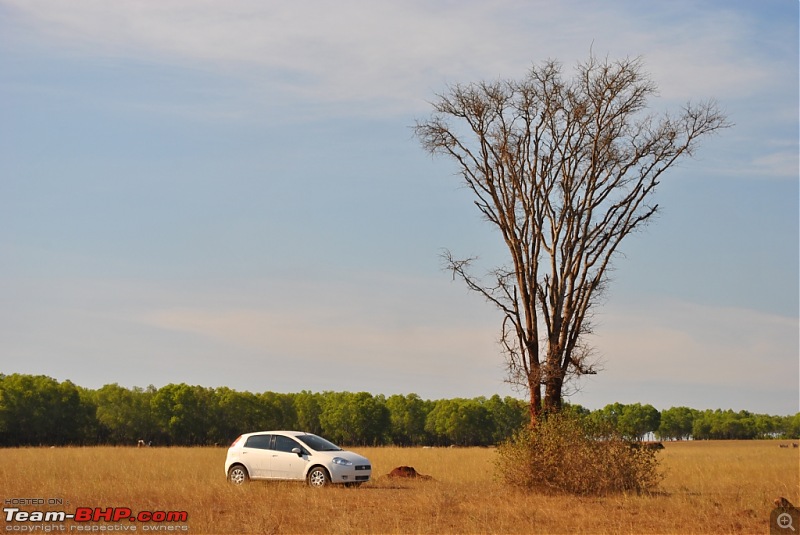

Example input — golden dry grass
[1,441,797,534]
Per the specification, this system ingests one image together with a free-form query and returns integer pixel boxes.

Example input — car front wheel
[306,466,330,487]
[227,464,249,485]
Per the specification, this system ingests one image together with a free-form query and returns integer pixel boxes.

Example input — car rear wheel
[227,464,249,485]
[306,466,330,487]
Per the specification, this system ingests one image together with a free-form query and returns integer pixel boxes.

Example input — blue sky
[1,0,797,415]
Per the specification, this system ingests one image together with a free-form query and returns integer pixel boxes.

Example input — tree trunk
[543,376,563,416]
[528,381,542,427]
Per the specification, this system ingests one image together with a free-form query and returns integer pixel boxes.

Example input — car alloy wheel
[307,467,329,487]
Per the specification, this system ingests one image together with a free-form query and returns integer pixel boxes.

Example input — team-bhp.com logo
[4,506,188,532]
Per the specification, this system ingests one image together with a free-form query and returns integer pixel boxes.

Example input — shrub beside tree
[496,411,663,495]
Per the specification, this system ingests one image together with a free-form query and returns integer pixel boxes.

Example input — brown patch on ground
[387,466,433,480]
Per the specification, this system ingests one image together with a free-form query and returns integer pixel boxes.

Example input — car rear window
[243,434,272,450]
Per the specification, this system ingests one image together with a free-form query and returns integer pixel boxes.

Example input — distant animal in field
[137,439,147,448]
[629,441,664,450]
[779,444,789,448]
[793,443,798,448]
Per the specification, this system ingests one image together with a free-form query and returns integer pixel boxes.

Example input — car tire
[227,464,249,485]
[306,466,330,487]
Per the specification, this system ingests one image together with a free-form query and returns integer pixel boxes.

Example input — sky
[0,0,797,415]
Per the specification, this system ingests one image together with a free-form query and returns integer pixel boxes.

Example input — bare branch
[416,53,730,424]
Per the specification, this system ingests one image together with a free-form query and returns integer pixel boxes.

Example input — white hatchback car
[225,431,372,487]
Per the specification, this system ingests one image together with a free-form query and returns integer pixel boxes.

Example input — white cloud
[129,272,510,396]
[3,0,786,116]
[140,305,496,372]
[4,0,527,113]
[134,270,494,365]
[635,11,773,100]
[592,298,799,392]
[749,149,800,179]
[0,269,509,395]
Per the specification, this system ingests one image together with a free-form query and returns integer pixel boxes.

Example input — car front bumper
[328,463,371,484]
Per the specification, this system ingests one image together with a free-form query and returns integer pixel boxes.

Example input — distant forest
[0,373,798,447]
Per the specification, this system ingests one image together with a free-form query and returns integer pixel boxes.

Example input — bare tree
[415,55,730,426]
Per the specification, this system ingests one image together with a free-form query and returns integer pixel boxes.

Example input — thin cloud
[140,306,497,372]
[749,149,800,179]
[593,298,799,392]
[134,269,499,369]
[3,0,786,116]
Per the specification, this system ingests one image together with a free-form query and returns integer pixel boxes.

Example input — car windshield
[295,434,342,452]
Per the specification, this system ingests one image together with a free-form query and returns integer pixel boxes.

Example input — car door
[270,435,307,480]
[241,434,274,478]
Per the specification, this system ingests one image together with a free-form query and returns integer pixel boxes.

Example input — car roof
[242,430,310,437]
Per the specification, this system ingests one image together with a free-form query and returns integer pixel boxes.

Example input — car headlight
[332,457,353,466]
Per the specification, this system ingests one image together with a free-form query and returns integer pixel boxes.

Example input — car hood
[310,450,370,464]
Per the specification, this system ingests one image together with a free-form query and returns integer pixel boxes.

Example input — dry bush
[496,412,663,495]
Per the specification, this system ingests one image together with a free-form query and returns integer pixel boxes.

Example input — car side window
[243,434,273,450]
[273,435,303,454]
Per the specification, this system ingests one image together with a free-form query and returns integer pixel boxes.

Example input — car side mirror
[292,447,303,457]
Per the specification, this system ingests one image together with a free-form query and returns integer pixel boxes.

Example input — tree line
[0,374,797,447]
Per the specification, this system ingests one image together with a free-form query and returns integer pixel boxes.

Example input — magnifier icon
[778,512,796,532]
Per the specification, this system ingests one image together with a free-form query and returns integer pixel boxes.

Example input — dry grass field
[1,441,797,534]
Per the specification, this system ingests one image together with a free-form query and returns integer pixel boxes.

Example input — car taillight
[230,435,242,448]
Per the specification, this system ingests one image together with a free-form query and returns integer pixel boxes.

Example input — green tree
[212,387,262,444]
[319,392,390,445]
[0,374,95,446]
[485,395,528,443]
[151,383,214,445]
[386,393,430,445]
[587,402,626,437]
[258,391,297,431]
[692,409,758,440]
[294,390,323,434]
[618,403,660,441]
[425,398,493,446]
[783,413,800,439]
[692,410,713,440]
[656,406,696,440]
[95,383,156,444]
[752,413,779,439]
